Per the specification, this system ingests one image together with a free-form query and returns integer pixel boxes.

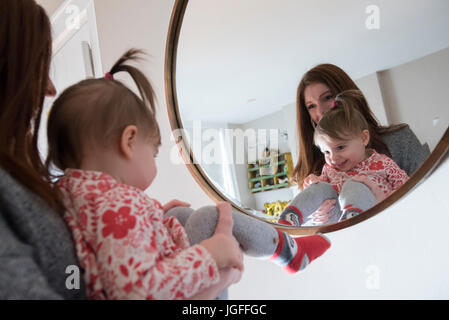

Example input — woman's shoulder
[0,167,86,299]
[380,124,430,176]
[0,167,50,210]
[381,124,414,141]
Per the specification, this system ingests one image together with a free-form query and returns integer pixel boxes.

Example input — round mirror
[165,0,449,234]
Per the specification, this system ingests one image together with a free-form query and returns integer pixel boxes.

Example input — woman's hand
[162,199,191,213]
[200,202,244,271]
[350,175,388,203]
[308,199,337,224]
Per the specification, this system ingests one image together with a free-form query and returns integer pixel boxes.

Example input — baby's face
[316,131,369,172]
[129,137,159,191]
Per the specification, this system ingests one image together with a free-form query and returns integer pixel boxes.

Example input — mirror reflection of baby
[46,49,330,300]
[279,90,409,226]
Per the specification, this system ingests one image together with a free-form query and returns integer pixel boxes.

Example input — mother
[292,63,430,190]
[0,0,86,299]
[1,0,239,300]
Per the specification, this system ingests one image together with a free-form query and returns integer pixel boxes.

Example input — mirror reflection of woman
[279,90,409,226]
[291,64,430,223]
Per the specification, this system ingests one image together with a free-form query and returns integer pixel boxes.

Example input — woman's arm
[0,212,63,299]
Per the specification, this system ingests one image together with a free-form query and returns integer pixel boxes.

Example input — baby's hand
[350,175,387,203]
[219,267,243,286]
[304,174,321,188]
[162,199,191,213]
[200,202,244,271]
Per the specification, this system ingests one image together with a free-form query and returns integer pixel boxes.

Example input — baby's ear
[120,125,138,159]
[361,129,370,146]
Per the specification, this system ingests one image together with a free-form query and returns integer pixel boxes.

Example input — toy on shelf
[264,200,289,221]
[247,152,293,194]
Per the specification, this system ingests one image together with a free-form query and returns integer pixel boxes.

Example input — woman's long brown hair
[0,0,62,211]
[292,64,406,189]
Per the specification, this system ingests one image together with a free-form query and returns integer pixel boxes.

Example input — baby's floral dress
[305,150,409,195]
[58,169,219,299]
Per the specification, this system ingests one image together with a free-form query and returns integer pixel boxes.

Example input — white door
[38,0,102,162]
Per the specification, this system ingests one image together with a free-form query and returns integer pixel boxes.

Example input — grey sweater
[0,125,429,299]
[0,168,86,300]
[381,125,430,177]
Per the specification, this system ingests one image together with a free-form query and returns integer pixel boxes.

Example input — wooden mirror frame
[164,0,449,235]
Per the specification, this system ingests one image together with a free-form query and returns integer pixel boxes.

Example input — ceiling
[176,0,449,124]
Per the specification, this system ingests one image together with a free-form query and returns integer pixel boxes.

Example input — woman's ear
[361,129,370,147]
[120,125,138,159]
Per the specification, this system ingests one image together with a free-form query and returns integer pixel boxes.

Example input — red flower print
[209,265,215,278]
[120,265,129,277]
[153,199,163,210]
[71,171,81,178]
[84,192,98,203]
[86,184,97,192]
[175,291,186,299]
[101,206,136,239]
[123,282,133,294]
[97,181,110,193]
[369,161,384,171]
[80,211,88,229]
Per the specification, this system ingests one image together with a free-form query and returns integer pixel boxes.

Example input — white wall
[37,0,64,15]
[355,72,389,126]
[378,47,449,150]
[44,0,449,299]
[352,47,449,151]
[281,102,299,166]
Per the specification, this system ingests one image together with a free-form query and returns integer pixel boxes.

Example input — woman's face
[304,82,335,125]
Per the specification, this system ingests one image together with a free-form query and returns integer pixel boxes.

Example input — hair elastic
[105,72,114,80]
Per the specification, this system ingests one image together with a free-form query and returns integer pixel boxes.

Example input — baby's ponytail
[314,90,371,142]
[106,49,157,119]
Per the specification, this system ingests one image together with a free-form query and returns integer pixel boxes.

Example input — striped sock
[270,230,331,274]
[278,206,303,226]
[340,204,364,221]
